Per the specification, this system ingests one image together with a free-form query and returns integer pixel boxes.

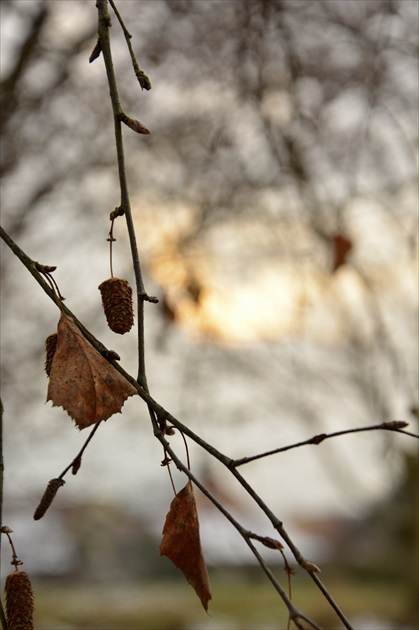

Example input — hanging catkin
[33,478,65,521]
[98,277,134,334]
[44,332,58,376]
[5,570,34,630]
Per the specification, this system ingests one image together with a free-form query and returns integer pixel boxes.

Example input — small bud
[260,536,284,551]
[302,559,321,573]
[120,113,150,135]
[5,570,34,630]
[383,420,409,430]
[311,433,327,445]
[89,38,102,63]
[35,262,57,273]
[71,456,82,475]
[135,69,151,91]
[102,349,121,362]
[0,525,13,534]
[99,278,134,335]
[143,294,159,304]
[110,206,125,221]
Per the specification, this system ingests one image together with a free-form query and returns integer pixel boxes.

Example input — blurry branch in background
[0,2,48,139]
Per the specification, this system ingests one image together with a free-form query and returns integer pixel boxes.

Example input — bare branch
[1,224,355,628]
[232,421,418,467]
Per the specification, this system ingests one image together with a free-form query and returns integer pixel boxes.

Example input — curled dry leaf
[160,481,212,611]
[47,313,137,429]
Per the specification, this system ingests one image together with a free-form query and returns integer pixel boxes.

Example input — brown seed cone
[44,333,58,376]
[5,570,34,630]
[98,277,134,334]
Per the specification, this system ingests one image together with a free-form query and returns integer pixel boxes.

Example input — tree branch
[232,420,417,467]
[1,223,356,628]
[0,399,8,630]
[96,0,149,390]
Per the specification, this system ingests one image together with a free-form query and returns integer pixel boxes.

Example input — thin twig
[57,421,103,479]
[156,433,321,630]
[96,0,149,390]
[108,0,151,91]
[232,420,417,467]
[0,223,358,628]
[0,399,8,630]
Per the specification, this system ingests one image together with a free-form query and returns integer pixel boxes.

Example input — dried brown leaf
[160,481,212,611]
[47,313,137,429]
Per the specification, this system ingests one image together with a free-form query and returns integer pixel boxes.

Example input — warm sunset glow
[134,198,417,345]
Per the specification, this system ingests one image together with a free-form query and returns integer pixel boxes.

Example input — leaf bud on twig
[383,420,409,430]
[89,38,102,63]
[119,112,150,135]
[71,456,82,475]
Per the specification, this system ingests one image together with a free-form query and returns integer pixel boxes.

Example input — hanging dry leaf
[160,481,212,611]
[332,234,352,272]
[47,313,137,429]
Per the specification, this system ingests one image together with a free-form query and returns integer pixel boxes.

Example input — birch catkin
[98,277,134,334]
[33,478,65,520]
[5,570,34,630]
